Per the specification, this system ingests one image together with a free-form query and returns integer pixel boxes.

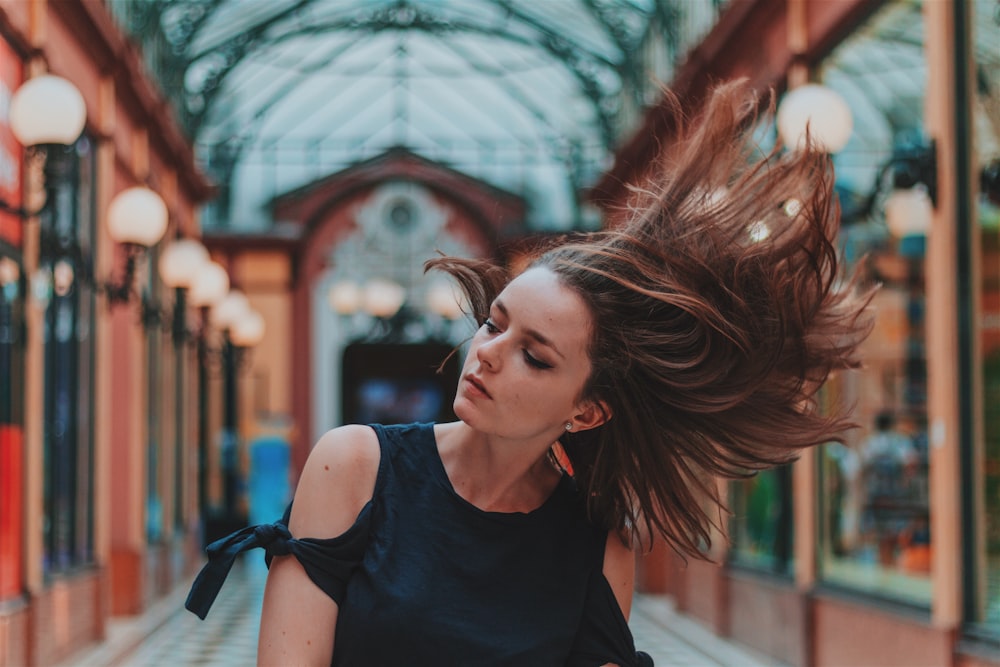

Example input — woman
[186,81,871,666]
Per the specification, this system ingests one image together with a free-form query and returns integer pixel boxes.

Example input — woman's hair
[427,80,873,559]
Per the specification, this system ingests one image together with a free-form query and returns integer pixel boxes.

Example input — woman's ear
[571,399,612,432]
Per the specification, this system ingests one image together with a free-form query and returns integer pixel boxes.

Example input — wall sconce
[210,288,266,363]
[188,260,230,312]
[777,83,854,154]
[870,142,937,239]
[210,289,250,331]
[777,83,940,240]
[0,75,86,219]
[0,74,171,311]
[157,237,210,340]
[102,186,170,306]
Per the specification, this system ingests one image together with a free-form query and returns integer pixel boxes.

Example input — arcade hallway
[59,561,778,667]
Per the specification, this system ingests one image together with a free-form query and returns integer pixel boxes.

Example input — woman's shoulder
[310,424,382,480]
[289,425,382,539]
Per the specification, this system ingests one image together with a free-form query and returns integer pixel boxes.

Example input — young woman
[186,81,872,666]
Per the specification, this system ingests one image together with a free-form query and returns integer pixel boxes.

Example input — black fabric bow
[185,521,291,620]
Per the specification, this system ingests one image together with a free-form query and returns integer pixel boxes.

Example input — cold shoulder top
[186,422,652,666]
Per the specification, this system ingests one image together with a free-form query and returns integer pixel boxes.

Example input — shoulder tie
[185,521,291,620]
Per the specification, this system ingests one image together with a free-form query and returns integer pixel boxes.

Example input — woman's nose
[476,334,501,370]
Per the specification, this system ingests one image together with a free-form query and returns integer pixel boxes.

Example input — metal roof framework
[114,0,696,231]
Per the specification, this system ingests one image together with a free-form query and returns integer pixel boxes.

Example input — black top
[186,422,652,667]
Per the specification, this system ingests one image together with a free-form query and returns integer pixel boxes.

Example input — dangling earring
[565,422,572,432]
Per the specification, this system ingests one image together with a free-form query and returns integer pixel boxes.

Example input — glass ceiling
[112,0,713,232]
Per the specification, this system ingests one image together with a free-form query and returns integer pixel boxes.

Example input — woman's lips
[464,375,492,399]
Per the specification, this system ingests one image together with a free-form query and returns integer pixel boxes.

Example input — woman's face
[454,267,598,442]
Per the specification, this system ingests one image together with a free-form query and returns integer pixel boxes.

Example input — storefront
[0,1,211,664]
[594,1,1000,665]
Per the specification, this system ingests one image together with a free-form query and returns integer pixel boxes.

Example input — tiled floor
[66,559,779,666]
[119,562,265,667]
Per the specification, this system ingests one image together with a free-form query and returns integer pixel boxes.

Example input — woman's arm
[603,532,634,621]
[257,425,380,666]
[599,533,635,667]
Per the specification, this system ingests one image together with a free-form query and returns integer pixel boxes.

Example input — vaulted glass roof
[110,0,727,232]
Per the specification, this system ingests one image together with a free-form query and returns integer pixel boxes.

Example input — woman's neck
[434,422,562,514]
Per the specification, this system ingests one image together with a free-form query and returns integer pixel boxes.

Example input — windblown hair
[428,80,873,559]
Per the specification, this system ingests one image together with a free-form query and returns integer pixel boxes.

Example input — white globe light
[107,187,169,247]
[363,278,406,318]
[328,280,362,315]
[158,238,209,289]
[885,186,933,238]
[188,261,229,308]
[777,84,853,153]
[426,280,465,319]
[211,290,250,330]
[9,75,87,146]
[230,309,266,347]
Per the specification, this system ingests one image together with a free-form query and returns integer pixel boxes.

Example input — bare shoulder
[603,532,635,621]
[288,424,381,539]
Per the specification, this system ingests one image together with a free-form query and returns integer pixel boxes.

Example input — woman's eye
[523,350,552,370]
[483,318,500,334]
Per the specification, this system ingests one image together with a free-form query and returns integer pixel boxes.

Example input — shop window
[729,467,793,574]
[0,249,25,598]
[972,0,1000,638]
[813,0,932,606]
[41,137,96,575]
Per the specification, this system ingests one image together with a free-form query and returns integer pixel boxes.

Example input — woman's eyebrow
[494,299,565,360]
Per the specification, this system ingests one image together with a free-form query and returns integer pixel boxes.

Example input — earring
[565,422,572,432]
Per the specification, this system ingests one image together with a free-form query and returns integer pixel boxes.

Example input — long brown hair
[428,81,873,559]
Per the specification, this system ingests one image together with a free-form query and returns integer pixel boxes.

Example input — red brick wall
[31,571,103,666]
[109,548,143,616]
[814,595,951,667]
[0,603,29,667]
[727,572,808,667]
[681,558,728,635]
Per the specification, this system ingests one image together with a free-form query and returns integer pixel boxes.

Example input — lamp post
[211,293,264,535]
[158,238,210,532]
[187,260,229,541]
